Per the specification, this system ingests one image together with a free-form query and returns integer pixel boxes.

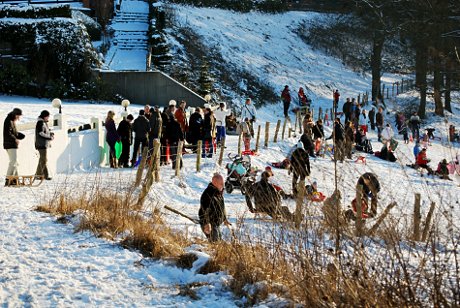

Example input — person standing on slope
[281,85,291,118]
[199,173,231,242]
[214,102,232,147]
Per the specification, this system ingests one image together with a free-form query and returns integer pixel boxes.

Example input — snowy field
[1,3,460,306]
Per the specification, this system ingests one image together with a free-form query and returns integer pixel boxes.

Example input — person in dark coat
[368,107,376,131]
[300,131,315,157]
[131,110,150,166]
[3,108,25,184]
[290,142,311,196]
[281,85,291,118]
[160,108,170,165]
[199,173,230,242]
[246,171,293,220]
[326,118,345,162]
[187,107,203,153]
[357,173,380,217]
[35,110,54,179]
[342,98,352,124]
[376,107,384,142]
[148,106,162,161]
[105,110,119,168]
[312,119,324,140]
[167,114,184,169]
[117,114,133,168]
[355,127,373,154]
[202,108,215,158]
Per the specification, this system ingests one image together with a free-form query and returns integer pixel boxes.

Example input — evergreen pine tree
[198,59,213,96]
[150,28,172,70]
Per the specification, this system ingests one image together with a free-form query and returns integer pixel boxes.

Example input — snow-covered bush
[0,4,71,18]
[0,18,101,96]
[72,10,102,41]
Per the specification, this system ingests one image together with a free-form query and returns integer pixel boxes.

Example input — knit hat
[169,100,177,107]
[39,110,50,118]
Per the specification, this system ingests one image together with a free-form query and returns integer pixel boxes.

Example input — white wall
[0,114,105,177]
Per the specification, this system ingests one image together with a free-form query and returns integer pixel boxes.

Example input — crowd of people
[3,87,459,242]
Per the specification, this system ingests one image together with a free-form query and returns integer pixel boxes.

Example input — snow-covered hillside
[1,4,460,306]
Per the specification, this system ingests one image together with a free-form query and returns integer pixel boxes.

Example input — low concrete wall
[0,114,104,177]
[97,70,207,108]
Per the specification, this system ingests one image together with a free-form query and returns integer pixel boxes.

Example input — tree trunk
[416,44,428,119]
[433,52,444,117]
[371,31,385,102]
[445,68,452,113]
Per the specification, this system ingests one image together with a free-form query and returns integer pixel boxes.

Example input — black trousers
[119,139,131,167]
[132,138,147,164]
[283,101,290,117]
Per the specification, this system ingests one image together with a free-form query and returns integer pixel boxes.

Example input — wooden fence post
[401,79,404,93]
[135,147,149,186]
[175,141,183,177]
[294,112,298,133]
[421,202,436,242]
[295,180,305,229]
[288,127,292,138]
[413,193,421,241]
[218,139,225,166]
[392,83,395,97]
[358,94,361,104]
[297,111,303,134]
[355,185,364,236]
[153,139,161,182]
[396,82,400,95]
[196,140,202,172]
[281,118,287,140]
[255,125,261,152]
[386,88,389,99]
[273,119,281,143]
[318,107,323,121]
[237,132,243,156]
[264,122,270,148]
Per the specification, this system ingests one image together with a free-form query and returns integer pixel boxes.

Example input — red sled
[241,150,258,156]
[351,198,369,218]
[310,192,326,202]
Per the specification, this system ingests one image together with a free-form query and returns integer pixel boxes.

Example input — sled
[115,141,123,160]
[5,175,44,187]
[308,192,326,202]
[241,150,258,156]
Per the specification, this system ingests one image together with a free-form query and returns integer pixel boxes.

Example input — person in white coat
[214,102,232,146]
[381,124,394,149]
[240,98,257,123]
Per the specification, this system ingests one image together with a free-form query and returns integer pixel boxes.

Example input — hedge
[0,4,72,18]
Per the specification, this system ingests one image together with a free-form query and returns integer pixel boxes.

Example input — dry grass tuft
[176,253,199,269]
[36,189,191,259]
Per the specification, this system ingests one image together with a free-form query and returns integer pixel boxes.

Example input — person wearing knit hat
[35,110,54,180]
[3,108,25,185]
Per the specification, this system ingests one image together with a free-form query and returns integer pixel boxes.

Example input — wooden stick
[218,139,225,166]
[164,205,200,224]
[264,122,270,148]
[196,140,202,172]
[288,127,292,138]
[413,193,421,241]
[355,185,364,237]
[273,119,281,143]
[421,202,436,242]
[368,202,397,235]
[135,147,149,186]
[175,141,183,177]
[255,125,261,152]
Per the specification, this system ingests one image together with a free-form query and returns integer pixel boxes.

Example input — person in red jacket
[281,85,291,118]
[416,148,434,175]
[174,100,188,137]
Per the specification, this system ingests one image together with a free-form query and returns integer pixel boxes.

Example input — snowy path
[105,0,149,70]
[0,183,236,306]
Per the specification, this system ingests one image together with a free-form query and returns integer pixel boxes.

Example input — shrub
[0,4,72,18]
